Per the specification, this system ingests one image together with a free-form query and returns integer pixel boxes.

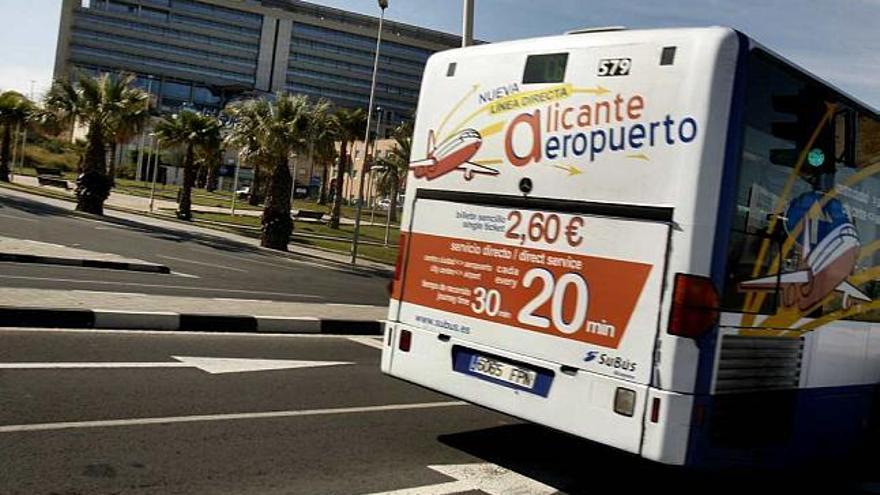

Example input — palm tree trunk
[195,163,207,189]
[318,162,329,205]
[76,125,110,215]
[329,141,348,229]
[177,145,195,220]
[205,149,219,192]
[248,161,261,206]
[261,155,293,251]
[0,124,11,182]
[108,142,119,187]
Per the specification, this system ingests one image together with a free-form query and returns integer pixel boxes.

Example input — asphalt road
[0,191,389,305]
[1,327,876,495]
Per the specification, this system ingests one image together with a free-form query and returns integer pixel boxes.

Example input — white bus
[381,26,879,467]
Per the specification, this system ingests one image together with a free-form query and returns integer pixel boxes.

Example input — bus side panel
[685,317,880,468]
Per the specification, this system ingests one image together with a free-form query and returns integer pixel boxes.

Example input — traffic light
[769,87,836,177]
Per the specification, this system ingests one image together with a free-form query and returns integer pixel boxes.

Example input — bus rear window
[523,53,568,84]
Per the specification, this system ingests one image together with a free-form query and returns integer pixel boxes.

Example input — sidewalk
[0,288,386,334]
[1,181,394,275]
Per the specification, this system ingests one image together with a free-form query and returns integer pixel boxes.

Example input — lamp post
[136,76,154,182]
[148,137,161,212]
[231,151,241,216]
[463,0,475,47]
[350,0,388,265]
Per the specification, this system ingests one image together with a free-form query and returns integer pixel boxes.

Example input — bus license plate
[468,355,537,389]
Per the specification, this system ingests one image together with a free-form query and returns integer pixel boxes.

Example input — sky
[0,0,877,108]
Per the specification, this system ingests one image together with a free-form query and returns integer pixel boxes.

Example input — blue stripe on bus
[697,30,752,398]
[686,383,878,468]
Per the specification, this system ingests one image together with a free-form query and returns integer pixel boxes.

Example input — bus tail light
[667,274,719,339]
[650,397,661,423]
[399,329,412,352]
[388,233,408,296]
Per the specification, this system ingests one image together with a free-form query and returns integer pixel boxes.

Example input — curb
[0,307,384,335]
[0,253,171,274]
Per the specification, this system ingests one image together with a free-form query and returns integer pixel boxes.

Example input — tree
[329,108,366,229]
[0,91,33,182]
[200,124,223,192]
[225,94,313,250]
[375,121,412,223]
[104,77,149,186]
[45,73,147,214]
[306,100,338,205]
[224,100,269,206]
[154,110,219,221]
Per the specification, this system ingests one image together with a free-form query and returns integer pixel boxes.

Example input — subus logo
[584,350,637,373]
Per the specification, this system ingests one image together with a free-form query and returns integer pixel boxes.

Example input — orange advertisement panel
[400,232,652,349]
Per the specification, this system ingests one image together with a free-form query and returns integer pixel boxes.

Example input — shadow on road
[439,423,875,494]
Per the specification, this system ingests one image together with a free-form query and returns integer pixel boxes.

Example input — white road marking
[158,255,247,272]
[213,297,269,303]
[170,271,200,278]
[328,303,385,309]
[363,463,557,495]
[73,290,147,297]
[0,327,375,339]
[0,213,37,221]
[348,336,385,350]
[190,250,308,270]
[0,356,352,374]
[0,401,468,433]
[0,274,323,300]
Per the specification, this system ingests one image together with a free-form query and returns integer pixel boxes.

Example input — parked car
[235,186,250,199]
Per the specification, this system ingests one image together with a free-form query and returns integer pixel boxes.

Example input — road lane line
[0,274,323,300]
[0,401,469,433]
[158,255,248,273]
[348,336,385,350]
[187,249,310,270]
[170,271,200,279]
[0,213,37,221]
[73,290,148,297]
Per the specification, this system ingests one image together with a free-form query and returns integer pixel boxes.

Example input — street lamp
[136,76,154,182]
[351,0,388,265]
[462,0,475,47]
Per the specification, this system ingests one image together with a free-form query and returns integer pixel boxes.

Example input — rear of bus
[382,27,741,465]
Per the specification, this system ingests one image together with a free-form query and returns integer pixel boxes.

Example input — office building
[54,0,462,133]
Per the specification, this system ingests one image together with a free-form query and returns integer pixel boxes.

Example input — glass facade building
[54,0,462,130]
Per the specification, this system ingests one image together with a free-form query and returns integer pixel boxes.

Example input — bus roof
[439,26,879,118]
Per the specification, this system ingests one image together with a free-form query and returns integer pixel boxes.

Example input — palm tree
[44,73,147,214]
[375,121,412,223]
[105,78,150,186]
[0,91,33,182]
[255,94,312,250]
[329,107,366,229]
[200,122,223,192]
[224,100,269,206]
[306,100,338,205]
[154,110,219,220]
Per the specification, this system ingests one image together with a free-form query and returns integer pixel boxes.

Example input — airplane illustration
[739,197,870,311]
[410,129,499,181]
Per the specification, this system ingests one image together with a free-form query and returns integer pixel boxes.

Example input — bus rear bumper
[382,323,694,465]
